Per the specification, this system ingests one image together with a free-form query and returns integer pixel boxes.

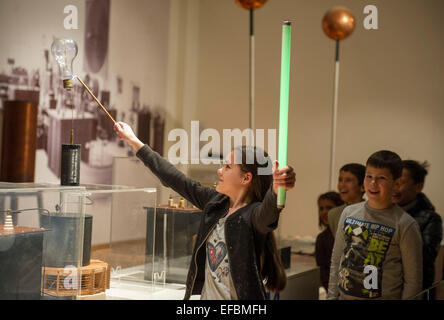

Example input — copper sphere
[235,0,267,10]
[322,7,356,41]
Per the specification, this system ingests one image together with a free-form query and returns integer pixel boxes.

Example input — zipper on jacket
[189,223,217,297]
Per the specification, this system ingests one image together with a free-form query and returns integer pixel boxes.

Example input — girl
[114,121,296,300]
[315,191,344,291]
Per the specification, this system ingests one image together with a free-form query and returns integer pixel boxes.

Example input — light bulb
[51,38,78,90]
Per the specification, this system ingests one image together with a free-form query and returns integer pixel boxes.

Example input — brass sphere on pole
[235,0,267,10]
[322,7,356,41]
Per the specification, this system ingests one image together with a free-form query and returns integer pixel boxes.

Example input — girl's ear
[243,172,253,184]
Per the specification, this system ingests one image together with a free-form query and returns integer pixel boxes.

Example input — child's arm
[250,162,295,234]
[114,121,218,210]
[400,221,423,299]
[327,210,347,299]
[250,184,282,234]
[136,144,219,211]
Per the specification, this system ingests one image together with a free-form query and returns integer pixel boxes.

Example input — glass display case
[0,183,86,299]
[83,183,161,300]
[144,205,202,285]
[0,182,159,300]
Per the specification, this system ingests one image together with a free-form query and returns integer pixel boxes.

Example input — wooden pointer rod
[75,76,116,125]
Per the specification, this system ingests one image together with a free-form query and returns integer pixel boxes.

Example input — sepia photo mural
[0,0,169,185]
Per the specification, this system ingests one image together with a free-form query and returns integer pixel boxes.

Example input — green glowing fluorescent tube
[277,21,291,209]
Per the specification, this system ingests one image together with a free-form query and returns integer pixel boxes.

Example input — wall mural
[0,0,167,185]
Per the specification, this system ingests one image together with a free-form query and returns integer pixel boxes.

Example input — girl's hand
[113,121,144,151]
[272,160,296,195]
[113,122,135,141]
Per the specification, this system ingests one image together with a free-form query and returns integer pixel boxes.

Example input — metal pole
[329,40,340,190]
[249,9,255,131]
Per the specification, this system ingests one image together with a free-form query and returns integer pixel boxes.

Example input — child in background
[328,150,423,300]
[315,191,344,291]
[392,160,442,294]
[328,163,366,237]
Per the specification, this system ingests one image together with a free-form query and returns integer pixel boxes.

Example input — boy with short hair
[328,150,423,300]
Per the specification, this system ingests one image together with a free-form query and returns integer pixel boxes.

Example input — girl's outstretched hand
[113,121,144,151]
[114,122,135,141]
[272,160,296,195]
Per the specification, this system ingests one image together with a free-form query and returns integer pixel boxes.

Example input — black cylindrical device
[60,144,81,186]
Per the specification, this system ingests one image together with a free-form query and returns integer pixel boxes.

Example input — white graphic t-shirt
[200,216,238,300]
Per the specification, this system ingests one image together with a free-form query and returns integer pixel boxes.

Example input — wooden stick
[75,76,116,125]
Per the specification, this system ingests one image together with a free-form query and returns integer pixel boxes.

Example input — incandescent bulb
[51,38,78,90]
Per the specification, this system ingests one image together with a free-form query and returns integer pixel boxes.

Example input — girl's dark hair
[366,150,403,180]
[402,160,429,185]
[260,232,287,292]
[234,145,273,202]
[318,191,344,206]
[233,145,287,292]
[317,191,344,228]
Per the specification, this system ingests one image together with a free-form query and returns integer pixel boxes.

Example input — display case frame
[0,182,159,300]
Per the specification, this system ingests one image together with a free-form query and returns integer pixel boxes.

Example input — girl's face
[216,151,251,197]
[318,199,336,227]
[337,170,364,204]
